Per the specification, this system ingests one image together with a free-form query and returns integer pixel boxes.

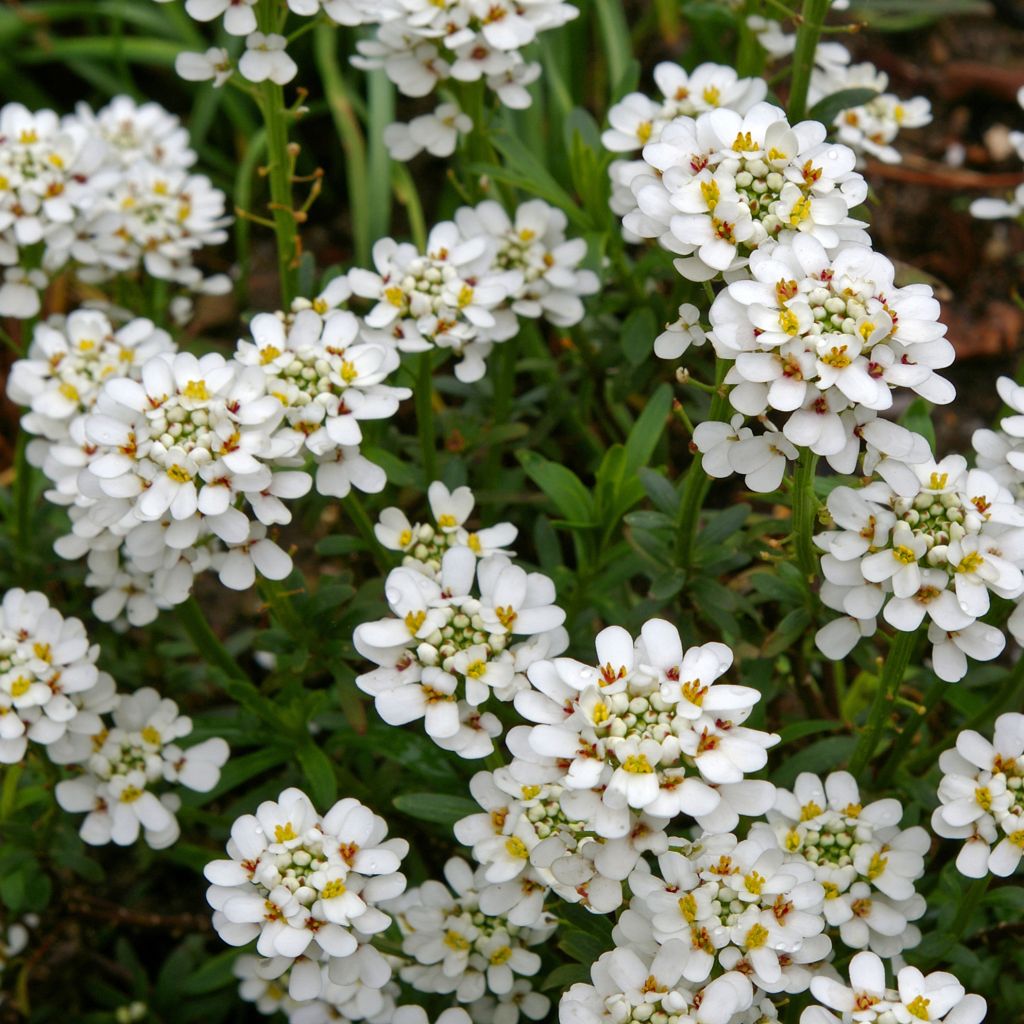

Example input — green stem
[415,353,437,484]
[257,578,307,640]
[176,596,248,682]
[791,449,820,583]
[483,342,516,492]
[257,78,298,306]
[847,629,918,779]
[787,0,831,122]
[342,493,390,573]
[876,675,944,784]
[674,360,729,571]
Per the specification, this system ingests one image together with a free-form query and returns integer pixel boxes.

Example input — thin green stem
[847,629,918,779]
[787,0,831,122]
[342,493,390,573]
[674,360,729,571]
[257,578,306,640]
[791,449,820,583]
[950,875,989,943]
[415,353,437,483]
[483,342,516,492]
[876,675,944,784]
[257,78,298,306]
[176,596,248,682]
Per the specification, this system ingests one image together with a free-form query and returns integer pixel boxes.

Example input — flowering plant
[0,0,1021,1022]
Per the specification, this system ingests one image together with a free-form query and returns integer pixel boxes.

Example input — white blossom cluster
[54,686,228,849]
[354,544,568,759]
[692,235,954,478]
[602,61,767,230]
[932,713,1024,878]
[807,48,932,166]
[454,621,779,914]
[762,771,927,956]
[613,100,869,281]
[205,788,408,1008]
[391,857,554,1022]
[814,454,1024,681]
[800,951,985,1024]
[349,200,597,382]
[0,97,229,319]
[375,481,518,579]
[6,305,411,621]
[974,375,1024,500]
[0,588,105,764]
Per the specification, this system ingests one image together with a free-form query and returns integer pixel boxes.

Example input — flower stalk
[787,0,832,122]
[848,628,918,778]
[791,449,820,583]
[177,596,249,683]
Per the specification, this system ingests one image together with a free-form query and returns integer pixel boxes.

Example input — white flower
[618,102,868,280]
[206,789,407,973]
[175,47,234,88]
[239,33,298,85]
[710,236,954,460]
[933,714,1024,878]
[515,620,778,838]
[56,688,227,848]
[396,857,553,1010]
[384,102,473,161]
[654,302,706,360]
[0,588,102,764]
[355,546,567,756]
[815,456,1024,679]
[454,200,598,327]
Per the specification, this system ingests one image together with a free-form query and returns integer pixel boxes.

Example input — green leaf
[297,743,338,808]
[761,607,812,658]
[700,504,751,548]
[624,384,673,475]
[559,928,610,964]
[779,719,843,744]
[180,949,241,996]
[542,963,591,991]
[392,793,478,827]
[621,307,658,367]
[899,397,936,452]
[517,450,595,524]
[773,736,856,788]
[808,87,883,126]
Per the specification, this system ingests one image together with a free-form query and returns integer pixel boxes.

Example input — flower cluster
[393,857,554,1021]
[801,951,985,1024]
[0,588,104,764]
[7,302,413,619]
[0,96,229,319]
[354,545,567,759]
[205,788,408,1000]
[349,199,596,382]
[55,687,228,848]
[375,481,517,579]
[602,61,767,230]
[762,771,927,956]
[815,454,1024,680]
[808,47,932,166]
[560,945,756,1024]
[613,100,868,280]
[698,235,954,471]
[932,713,1024,878]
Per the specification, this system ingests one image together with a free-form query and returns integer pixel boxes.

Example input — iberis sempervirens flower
[205,788,407,992]
[0,588,103,764]
[513,619,779,838]
[354,546,567,759]
[815,454,1024,680]
[708,236,954,462]
[762,771,927,956]
[615,101,868,281]
[932,713,1024,879]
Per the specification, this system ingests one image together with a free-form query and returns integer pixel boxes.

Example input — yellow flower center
[867,852,888,880]
[141,726,161,745]
[385,285,406,307]
[702,85,720,106]
[822,346,851,368]
[274,822,297,843]
[744,871,766,896]
[167,464,192,484]
[444,930,470,951]
[788,196,812,226]
[464,660,487,679]
[928,472,948,490]
[10,677,31,698]
[405,610,426,634]
[744,923,769,949]
[398,529,412,547]
[636,121,653,144]
[700,180,720,212]
[494,606,517,630]
[956,551,984,575]
[778,309,800,335]
[505,837,529,859]
[437,514,458,528]
[182,380,210,401]
[678,893,698,921]
[120,786,144,803]
[731,131,757,152]
[260,345,281,365]
[320,879,347,899]
[490,945,513,965]
[622,754,654,774]
[800,801,823,821]
[906,996,931,1020]
[892,545,917,564]
[592,701,609,724]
